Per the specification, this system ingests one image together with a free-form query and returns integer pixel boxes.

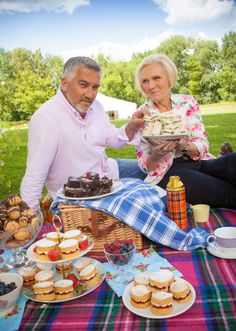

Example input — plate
[122,281,196,319]
[26,238,94,264]
[22,258,105,303]
[207,243,236,259]
[57,180,125,200]
[143,134,188,140]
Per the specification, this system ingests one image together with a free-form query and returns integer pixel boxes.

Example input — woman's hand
[146,139,179,171]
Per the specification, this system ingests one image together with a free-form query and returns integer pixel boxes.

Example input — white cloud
[63,29,176,61]
[0,0,90,14]
[153,0,234,24]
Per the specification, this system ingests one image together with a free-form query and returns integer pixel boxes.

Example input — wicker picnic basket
[58,204,143,251]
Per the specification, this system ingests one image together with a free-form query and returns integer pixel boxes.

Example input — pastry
[7,194,22,206]
[35,270,54,283]
[130,285,151,308]
[14,229,31,241]
[56,261,72,274]
[4,220,20,232]
[19,267,36,286]
[18,215,29,227]
[151,291,174,315]
[148,270,174,293]
[35,239,57,261]
[58,239,80,260]
[54,279,74,300]
[46,231,63,243]
[79,263,100,286]
[63,229,81,241]
[134,273,149,286]
[74,258,91,274]
[7,206,21,220]
[33,281,55,301]
[169,279,192,304]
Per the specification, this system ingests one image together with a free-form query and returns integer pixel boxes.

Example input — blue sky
[0,0,235,61]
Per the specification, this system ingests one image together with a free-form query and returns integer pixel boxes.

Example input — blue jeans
[116,158,146,180]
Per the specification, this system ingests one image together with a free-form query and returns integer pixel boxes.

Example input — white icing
[46,232,63,239]
[149,270,174,282]
[36,262,53,271]
[170,279,189,292]
[33,281,53,289]
[36,239,56,248]
[63,229,81,239]
[74,258,90,270]
[59,239,78,249]
[134,273,149,285]
[152,291,173,300]
[55,288,73,294]
[130,285,150,296]
[80,264,95,277]
[54,279,73,287]
[19,267,35,276]
[35,270,54,282]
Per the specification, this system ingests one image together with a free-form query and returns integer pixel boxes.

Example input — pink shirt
[20,89,139,209]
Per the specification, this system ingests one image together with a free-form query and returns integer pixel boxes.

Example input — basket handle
[90,209,124,238]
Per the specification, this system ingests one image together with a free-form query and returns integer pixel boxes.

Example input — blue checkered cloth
[51,178,209,251]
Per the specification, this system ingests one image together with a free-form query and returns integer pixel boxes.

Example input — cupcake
[169,279,192,304]
[134,273,149,286]
[148,270,174,293]
[130,285,151,308]
[74,258,91,274]
[33,281,55,301]
[19,267,36,286]
[151,291,174,315]
[54,279,74,300]
[35,270,54,283]
[63,229,81,241]
[35,239,57,261]
[46,231,63,243]
[56,261,72,274]
[58,239,80,260]
[79,264,100,286]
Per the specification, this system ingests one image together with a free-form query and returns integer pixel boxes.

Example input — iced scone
[170,279,192,304]
[54,279,74,300]
[63,229,81,241]
[130,285,151,308]
[35,270,54,283]
[148,270,174,293]
[35,239,57,261]
[151,291,174,315]
[74,258,91,274]
[33,281,55,301]
[46,231,63,243]
[80,264,100,286]
[58,239,80,259]
[134,273,149,286]
[19,267,36,287]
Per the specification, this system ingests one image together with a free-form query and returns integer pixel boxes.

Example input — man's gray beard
[74,105,89,113]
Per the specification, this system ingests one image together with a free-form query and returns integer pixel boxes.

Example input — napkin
[0,250,28,331]
[103,248,183,297]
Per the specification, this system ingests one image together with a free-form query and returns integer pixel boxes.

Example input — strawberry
[47,248,60,261]
[85,172,92,179]
[67,273,78,288]
[79,239,89,250]
[33,246,37,253]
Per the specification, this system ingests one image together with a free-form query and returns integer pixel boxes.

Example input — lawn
[1,102,236,201]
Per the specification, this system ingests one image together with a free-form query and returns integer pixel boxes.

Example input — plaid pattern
[19,209,236,331]
[167,188,188,230]
[51,179,208,251]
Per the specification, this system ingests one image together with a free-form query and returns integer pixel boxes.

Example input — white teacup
[207,226,236,254]
[191,204,210,223]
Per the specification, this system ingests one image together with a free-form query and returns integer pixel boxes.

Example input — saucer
[207,243,236,259]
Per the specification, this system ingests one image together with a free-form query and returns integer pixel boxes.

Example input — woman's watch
[181,143,189,155]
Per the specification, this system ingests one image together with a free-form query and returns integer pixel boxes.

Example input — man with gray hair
[20,56,146,210]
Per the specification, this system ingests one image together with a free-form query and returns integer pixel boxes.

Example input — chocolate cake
[64,172,113,198]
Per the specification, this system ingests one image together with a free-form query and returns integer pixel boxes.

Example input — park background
[0,1,236,201]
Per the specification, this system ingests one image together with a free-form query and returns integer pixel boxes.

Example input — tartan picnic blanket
[51,178,209,251]
[14,208,236,331]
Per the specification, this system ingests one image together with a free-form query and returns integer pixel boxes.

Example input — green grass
[1,103,236,201]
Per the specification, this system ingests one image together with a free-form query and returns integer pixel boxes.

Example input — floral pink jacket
[136,94,214,185]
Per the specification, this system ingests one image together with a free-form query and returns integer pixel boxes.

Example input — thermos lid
[166,175,184,190]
